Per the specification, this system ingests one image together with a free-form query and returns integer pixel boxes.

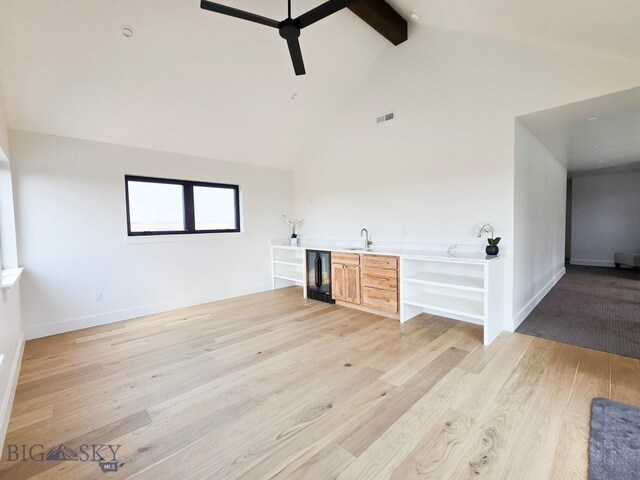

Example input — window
[125,175,240,236]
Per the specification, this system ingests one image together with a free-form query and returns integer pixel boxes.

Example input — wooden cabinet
[360,255,399,315]
[332,264,361,304]
[331,252,399,318]
[332,253,361,305]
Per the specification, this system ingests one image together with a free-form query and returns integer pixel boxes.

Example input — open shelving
[402,271,484,292]
[271,245,305,288]
[403,291,484,319]
[400,255,504,345]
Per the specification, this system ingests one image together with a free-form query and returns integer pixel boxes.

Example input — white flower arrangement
[281,215,303,238]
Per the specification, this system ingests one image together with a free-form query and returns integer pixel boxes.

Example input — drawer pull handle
[369,296,388,301]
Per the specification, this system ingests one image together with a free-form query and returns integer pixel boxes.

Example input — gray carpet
[590,397,640,480]
[517,265,640,359]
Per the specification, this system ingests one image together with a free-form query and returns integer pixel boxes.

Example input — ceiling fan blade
[200,0,280,28]
[295,0,359,29]
[286,38,306,76]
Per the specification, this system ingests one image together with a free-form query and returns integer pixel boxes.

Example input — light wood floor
[2,287,640,479]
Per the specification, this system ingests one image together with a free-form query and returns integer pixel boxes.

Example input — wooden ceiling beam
[348,0,408,46]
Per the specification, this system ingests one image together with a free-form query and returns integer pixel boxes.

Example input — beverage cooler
[306,250,335,304]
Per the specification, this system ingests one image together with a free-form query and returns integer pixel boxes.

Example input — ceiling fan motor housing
[279,19,301,40]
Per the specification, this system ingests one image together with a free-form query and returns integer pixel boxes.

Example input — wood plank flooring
[2,286,639,479]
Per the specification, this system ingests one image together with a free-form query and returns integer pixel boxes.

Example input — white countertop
[1,267,24,289]
[272,242,503,264]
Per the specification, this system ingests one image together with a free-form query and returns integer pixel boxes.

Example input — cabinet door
[345,265,361,305]
[332,263,346,301]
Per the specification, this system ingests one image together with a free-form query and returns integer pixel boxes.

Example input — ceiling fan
[200,0,358,76]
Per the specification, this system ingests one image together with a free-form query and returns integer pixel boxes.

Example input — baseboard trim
[24,283,273,340]
[570,259,616,268]
[0,332,25,449]
[513,268,566,331]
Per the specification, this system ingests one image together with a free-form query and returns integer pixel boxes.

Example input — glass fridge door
[317,251,331,294]
[306,250,334,302]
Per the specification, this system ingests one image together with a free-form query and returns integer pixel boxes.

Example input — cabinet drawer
[362,254,398,270]
[362,287,398,313]
[332,252,360,266]
[362,268,398,291]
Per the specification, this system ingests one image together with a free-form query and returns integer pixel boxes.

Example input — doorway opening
[515,86,640,358]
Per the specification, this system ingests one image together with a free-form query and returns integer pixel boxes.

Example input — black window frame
[125,175,241,236]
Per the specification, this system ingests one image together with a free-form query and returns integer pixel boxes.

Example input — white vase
[290,238,298,246]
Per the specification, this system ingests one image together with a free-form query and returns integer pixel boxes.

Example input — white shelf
[273,263,303,279]
[273,274,304,284]
[273,260,303,267]
[271,245,303,250]
[403,292,484,320]
[1,268,23,289]
[402,271,484,292]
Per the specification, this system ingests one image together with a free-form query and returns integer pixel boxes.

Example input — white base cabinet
[400,256,505,345]
[271,245,305,290]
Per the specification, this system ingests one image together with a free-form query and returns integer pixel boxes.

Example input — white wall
[513,121,567,328]
[0,161,19,270]
[291,26,640,330]
[10,130,293,339]
[0,282,23,447]
[0,89,9,161]
[571,171,640,267]
[0,91,24,448]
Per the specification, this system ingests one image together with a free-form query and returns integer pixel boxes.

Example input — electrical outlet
[95,293,103,302]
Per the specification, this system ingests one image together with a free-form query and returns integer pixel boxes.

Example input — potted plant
[477,223,501,256]
[281,215,303,246]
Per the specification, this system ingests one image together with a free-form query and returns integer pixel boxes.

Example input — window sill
[125,232,245,244]
[1,267,23,289]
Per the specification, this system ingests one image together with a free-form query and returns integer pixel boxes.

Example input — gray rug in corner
[590,397,640,480]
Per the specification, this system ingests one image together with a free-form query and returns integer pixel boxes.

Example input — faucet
[360,228,372,250]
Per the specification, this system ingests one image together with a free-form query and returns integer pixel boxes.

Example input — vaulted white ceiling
[394,0,640,62]
[519,86,640,174]
[0,0,390,169]
[1,0,639,169]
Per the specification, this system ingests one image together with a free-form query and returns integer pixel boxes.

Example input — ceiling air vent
[376,112,395,124]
